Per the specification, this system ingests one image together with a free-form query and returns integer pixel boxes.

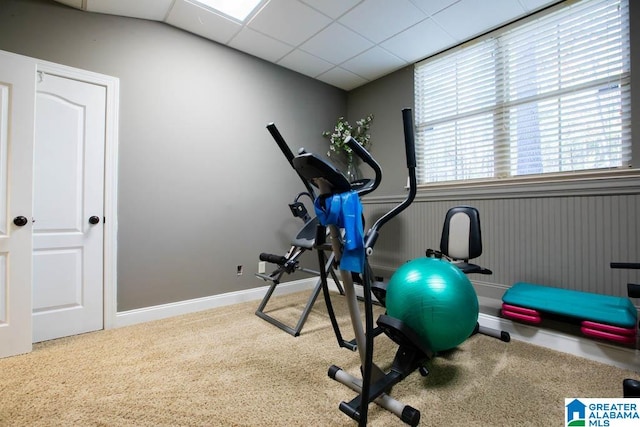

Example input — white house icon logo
[566,399,587,426]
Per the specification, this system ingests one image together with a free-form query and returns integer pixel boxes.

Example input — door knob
[89,216,101,225]
[13,216,28,226]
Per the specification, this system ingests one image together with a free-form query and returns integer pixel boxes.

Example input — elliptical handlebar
[402,108,417,169]
[344,136,382,197]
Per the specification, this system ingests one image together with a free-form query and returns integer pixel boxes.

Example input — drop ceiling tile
[380,18,455,63]
[409,0,459,16]
[432,0,526,41]
[86,0,173,21]
[300,23,373,65]
[339,0,426,44]
[317,67,368,91]
[277,49,333,78]
[248,0,331,46]
[300,0,362,19]
[166,0,241,44]
[229,27,293,63]
[341,47,406,81]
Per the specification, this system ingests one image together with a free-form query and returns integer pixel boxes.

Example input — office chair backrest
[440,206,483,262]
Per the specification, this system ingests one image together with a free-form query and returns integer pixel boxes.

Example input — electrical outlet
[236,265,243,276]
[258,261,266,274]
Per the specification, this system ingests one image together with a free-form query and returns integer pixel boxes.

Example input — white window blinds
[414,0,630,184]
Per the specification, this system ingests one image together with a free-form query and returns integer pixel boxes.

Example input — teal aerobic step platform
[502,282,637,328]
[502,282,638,345]
[502,282,638,344]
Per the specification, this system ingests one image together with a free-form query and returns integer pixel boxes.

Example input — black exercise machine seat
[290,216,320,250]
[292,152,351,194]
[437,205,492,275]
[292,143,382,199]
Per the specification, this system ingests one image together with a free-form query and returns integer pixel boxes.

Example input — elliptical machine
[291,108,429,426]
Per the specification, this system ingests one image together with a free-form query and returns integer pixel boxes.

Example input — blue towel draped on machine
[314,190,365,274]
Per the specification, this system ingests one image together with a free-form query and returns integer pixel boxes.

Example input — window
[414,0,630,184]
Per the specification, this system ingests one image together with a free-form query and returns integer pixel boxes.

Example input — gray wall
[348,1,640,303]
[0,0,346,311]
[347,65,414,196]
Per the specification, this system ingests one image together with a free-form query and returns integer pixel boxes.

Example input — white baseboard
[115,277,320,328]
[115,278,639,372]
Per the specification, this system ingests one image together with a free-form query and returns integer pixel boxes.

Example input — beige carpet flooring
[1,290,637,426]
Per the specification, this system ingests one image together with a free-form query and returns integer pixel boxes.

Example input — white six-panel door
[0,52,35,358]
[32,73,106,343]
[0,50,118,358]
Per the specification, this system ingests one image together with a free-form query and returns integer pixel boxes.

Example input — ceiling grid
[56,0,560,90]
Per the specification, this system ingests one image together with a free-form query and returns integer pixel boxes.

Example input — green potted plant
[322,114,374,181]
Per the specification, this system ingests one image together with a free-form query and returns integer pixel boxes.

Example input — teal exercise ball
[385,257,479,353]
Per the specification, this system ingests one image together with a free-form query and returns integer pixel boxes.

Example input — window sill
[363,169,640,203]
